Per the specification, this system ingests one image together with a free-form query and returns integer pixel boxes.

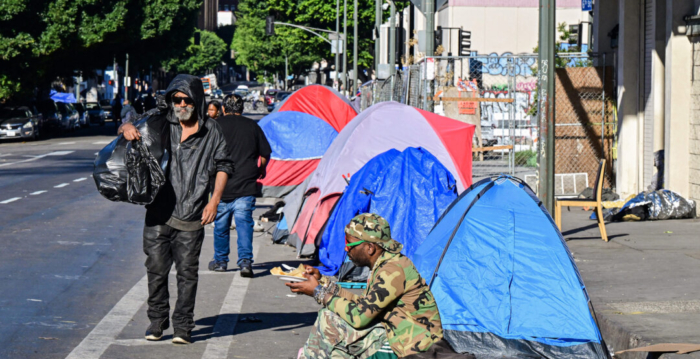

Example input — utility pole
[425,0,434,55]
[375,0,381,77]
[285,53,289,91]
[113,56,117,100]
[389,0,396,99]
[537,0,556,212]
[125,53,129,101]
[336,0,340,91]
[353,0,358,95]
[343,0,347,95]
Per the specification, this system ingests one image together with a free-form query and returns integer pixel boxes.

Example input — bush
[512,150,537,168]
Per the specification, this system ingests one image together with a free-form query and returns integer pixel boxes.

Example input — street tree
[0,0,200,100]
[163,30,228,75]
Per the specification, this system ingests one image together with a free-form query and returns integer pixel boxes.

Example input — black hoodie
[145,74,234,231]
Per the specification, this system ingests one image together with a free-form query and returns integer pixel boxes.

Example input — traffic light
[265,16,275,36]
[108,80,114,86]
[435,26,443,52]
[134,79,139,86]
[458,29,471,56]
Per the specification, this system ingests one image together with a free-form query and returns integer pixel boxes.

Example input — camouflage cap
[344,213,403,254]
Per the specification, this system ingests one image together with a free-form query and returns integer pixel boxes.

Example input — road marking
[54,183,69,188]
[47,150,74,156]
[0,153,11,158]
[58,142,76,145]
[65,275,149,359]
[92,141,111,145]
[201,239,261,359]
[30,190,47,195]
[0,154,47,168]
[0,197,21,204]
[68,238,262,355]
[73,178,87,182]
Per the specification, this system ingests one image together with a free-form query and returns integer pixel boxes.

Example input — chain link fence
[358,53,616,193]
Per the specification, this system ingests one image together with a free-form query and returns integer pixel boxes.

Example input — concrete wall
[436,5,587,56]
[687,2,700,204]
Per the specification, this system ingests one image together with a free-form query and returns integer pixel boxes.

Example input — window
[224,4,230,11]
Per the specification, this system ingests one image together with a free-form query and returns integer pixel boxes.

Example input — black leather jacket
[145,74,233,231]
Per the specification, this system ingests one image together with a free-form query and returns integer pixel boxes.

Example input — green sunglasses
[344,240,365,252]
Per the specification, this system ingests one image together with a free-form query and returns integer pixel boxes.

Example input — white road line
[0,153,12,158]
[47,150,74,156]
[0,197,21,204]
[57,142,76,145]
[30,190,47,195]
[0,154,47,168]
[65,276,148,359]
[73,178,87,182]
[201,239,261,359]
[92,141,111,145]
[54,183,69,188]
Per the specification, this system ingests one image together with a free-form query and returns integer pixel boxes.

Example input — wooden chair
[555,159,608,242]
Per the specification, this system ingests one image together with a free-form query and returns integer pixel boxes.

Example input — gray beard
[173,105,195,122]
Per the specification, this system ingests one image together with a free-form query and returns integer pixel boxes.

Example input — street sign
[410,0,447,15]
[582,0,592,11]
[331,39,344,54]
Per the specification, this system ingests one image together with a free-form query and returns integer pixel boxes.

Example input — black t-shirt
[214,115,272,200]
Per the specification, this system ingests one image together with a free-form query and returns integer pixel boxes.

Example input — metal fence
[359,53,616,194]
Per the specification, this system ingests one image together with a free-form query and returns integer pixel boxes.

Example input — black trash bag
[612,189,696,221]
[337,258,370,282]
[93,110,170,204]
[260,201,286,222]
[579,187,620,202]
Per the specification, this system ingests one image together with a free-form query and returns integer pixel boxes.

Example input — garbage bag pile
[93,110,170,205]
[599,189,697,222]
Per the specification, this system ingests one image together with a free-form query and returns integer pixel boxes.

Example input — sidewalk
[560,209,700,359]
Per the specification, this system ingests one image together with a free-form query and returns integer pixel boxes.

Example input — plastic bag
[93,111,170,204]
[613,189,696,221]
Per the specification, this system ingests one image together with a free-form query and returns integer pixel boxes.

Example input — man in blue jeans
[209,94,271,277]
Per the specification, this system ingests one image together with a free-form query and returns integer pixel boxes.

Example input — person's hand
[257,166,267,179]
[120,122,141,141]
[303,265,322,281]
[201,201,218,225]
[285,275,319,297]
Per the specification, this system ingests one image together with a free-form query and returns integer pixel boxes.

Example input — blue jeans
[213,196,256,266]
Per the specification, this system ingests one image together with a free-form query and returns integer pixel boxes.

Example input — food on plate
[270,264,306,278]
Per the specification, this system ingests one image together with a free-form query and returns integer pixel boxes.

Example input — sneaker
[208,260,227,272]
[239,259,253,278]
[144,317,169,341]
[172,329,192,344]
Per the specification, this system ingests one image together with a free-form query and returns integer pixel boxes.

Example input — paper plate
[273,274,308,282]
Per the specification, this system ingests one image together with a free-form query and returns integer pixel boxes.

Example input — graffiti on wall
[470,53,537,76]
[480,90,536,122]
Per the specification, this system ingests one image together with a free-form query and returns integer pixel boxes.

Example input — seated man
[288,213,466,359]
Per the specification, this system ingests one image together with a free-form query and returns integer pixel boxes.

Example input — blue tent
[317,147,458,276]
[413,177,610,359]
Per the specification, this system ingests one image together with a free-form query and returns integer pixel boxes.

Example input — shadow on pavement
[192,311,317,341]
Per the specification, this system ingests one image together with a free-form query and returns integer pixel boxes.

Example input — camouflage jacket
[321,251,443,357]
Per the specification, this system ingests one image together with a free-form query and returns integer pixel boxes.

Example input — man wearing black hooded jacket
[119,75,233,344]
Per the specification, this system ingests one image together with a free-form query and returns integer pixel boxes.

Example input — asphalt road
[0,112,318,359]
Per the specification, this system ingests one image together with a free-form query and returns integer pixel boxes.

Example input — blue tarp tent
[49,90,76,103]
[317,147,458,276]
[413,177,610,359]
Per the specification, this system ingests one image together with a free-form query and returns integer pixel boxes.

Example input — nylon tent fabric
[412,177,609,359]
[258,111,338,198]
[289,101,474,258]
[271,85,356,132]
[317,147,458,276]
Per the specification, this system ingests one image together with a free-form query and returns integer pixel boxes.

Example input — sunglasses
[172,96,195,105]
[345,240,365,252]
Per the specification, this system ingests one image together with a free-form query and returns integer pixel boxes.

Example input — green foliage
[0,0,201,100]
[232,0,405,78]
[507,150,538,168]
[164,30,228,75]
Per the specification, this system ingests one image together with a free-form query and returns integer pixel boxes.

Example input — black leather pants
[143,224,204,331]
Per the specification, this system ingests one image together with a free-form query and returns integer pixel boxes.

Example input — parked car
[99,99,113,119]
[37,100,62,131]
[74,103,89,128]
[211,88,223,99]
[0,107,41,140]
[56,102,80,131]
[233,85,249,97]
[267,91,291,112]
[85,102,107,126]
[264,89,279,105]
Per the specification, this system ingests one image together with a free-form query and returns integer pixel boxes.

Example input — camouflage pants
[299,308,390,359]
